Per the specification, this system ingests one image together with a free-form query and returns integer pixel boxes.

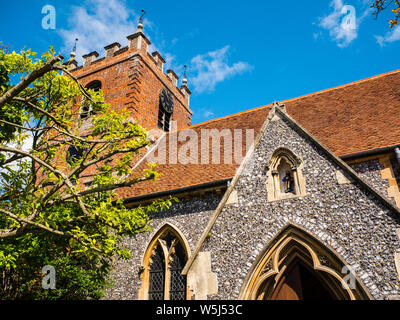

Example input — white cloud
[375,26,400,46]
[57,1,251,95]
[163,52,183,75]
[318,0,371,48]
[202,110,214,118]
[191,107,215,123]
[189,46,252,93]
[58,0,140,63]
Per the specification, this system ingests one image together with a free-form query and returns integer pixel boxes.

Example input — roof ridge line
[274,107,400,217]
[277,68,400,105]
[182,104,400,276]
[186,105,271,130]
[187,68,400,130]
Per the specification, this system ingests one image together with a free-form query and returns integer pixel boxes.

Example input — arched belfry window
[265,148,307,201]
[139,224,190,300]
[80,80,101,119]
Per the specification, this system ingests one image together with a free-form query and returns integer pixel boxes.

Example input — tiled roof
[117,107,270,200]
[118,69,400,200]
[284,69,400,156]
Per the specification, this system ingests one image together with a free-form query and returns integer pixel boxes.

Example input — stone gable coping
[182,103,400,275]
[276,107,400,217]
[181,103,276,275]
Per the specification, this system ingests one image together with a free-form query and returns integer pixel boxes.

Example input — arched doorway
[268,259,336,300]
[239,225,372,300]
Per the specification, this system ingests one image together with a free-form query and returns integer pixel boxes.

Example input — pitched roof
[118,69,400,200]
[117,106,270,200]
[181,104,400,275]
[283,69,400,156]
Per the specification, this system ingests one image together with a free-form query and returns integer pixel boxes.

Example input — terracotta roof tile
[117,107,269,199]
[284,69,400,156]
[118,69,400,199]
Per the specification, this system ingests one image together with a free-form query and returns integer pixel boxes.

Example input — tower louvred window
[80,80,102,119]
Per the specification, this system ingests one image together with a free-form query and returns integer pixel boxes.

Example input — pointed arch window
[140,225,189,300]
[265,148,307,201]
[157,107,171,131]
[80,80,101,119]
[169,241,187,300]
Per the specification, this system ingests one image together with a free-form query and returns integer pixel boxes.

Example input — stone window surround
[138,223,191,300]
[238,225,371,300]
[265,147,307,202]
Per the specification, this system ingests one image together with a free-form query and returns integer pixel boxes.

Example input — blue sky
[1,0,399,124]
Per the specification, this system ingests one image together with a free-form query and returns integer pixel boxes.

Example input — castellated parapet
[69,24,192,131]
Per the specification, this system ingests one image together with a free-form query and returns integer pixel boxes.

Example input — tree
[0,47,173,299]
[372,0,400,28]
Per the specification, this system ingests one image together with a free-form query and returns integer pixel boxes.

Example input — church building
[69,21,400,300]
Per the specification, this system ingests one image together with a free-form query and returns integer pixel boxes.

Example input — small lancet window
[277,158,295,194]
[80,80,101,119]
[148,245,165,300]
[266,148,307,201]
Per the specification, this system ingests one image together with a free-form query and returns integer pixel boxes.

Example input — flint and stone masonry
[69,22,400,300]
[104,194,222,300]
[104,109,400,300]
[200,112,400,300]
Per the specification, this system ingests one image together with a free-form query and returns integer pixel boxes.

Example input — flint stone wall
[201,115,400,300]
[104,193,221,300]
[349,160,393,204]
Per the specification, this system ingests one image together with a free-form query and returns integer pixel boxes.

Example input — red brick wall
[71,45,192,132]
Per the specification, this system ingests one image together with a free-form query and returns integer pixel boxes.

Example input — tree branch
[0,55,63,108]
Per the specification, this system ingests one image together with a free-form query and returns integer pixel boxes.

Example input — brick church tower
[68,21,192,132]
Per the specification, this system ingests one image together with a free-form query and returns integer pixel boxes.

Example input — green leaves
[0,250,17,270]
[0,46,174,299]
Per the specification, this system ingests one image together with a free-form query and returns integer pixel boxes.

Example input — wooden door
[269,260,335,300]
[271,263,303,300]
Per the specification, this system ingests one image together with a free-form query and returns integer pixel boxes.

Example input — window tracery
[140,225,189,300]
